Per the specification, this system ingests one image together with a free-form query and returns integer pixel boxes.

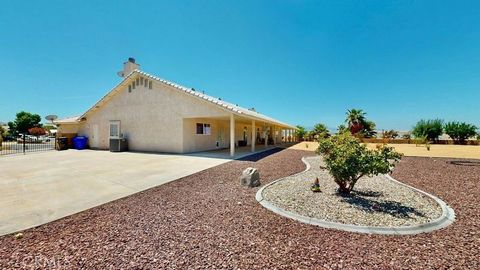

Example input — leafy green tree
[0,125,5,139]
[317,132,402,194]
[412,119,443,142]
[294,125,307,141]
[0,125,5,146]
[444,121,477,144]
[7,111,42,136]
[312,123,330,139]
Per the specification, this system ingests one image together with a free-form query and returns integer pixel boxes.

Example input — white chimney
[117,57,140,77]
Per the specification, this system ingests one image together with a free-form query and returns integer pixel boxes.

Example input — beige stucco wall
[182,119,269,153]
[57,123,79,134]
[77,75,230,153]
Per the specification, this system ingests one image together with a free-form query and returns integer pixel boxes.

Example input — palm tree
[345,109,366,134]
[312,123,330,139]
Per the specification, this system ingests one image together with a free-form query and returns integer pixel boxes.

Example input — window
[109,121,120,138]
[196,123,211,135]
[128,85,131,93]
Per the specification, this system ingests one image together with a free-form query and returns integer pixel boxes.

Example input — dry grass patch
[290,141,480,159]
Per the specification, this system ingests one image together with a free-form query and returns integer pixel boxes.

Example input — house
[55,58,297,156]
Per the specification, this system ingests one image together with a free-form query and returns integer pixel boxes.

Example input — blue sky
[1,1,479,131]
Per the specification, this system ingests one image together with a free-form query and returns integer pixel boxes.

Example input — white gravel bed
[262,156,442,227]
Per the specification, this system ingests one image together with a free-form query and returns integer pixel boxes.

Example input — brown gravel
[0,149,479,269]
[262,156,443,227]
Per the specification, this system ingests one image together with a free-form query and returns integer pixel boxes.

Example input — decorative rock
[240,167,260,187]
[14,233,23,239]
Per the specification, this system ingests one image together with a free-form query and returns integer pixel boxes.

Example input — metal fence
[0,135,56,156]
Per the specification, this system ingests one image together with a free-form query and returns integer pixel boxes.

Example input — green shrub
[444,121,477,144]
[402,133,411,140]
[317,133,402,194]
[382,129,399,139]
[412,119,443,142]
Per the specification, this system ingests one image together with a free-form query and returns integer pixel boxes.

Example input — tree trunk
[335,180,353,194]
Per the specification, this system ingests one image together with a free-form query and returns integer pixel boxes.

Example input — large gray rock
[240,167,260,187]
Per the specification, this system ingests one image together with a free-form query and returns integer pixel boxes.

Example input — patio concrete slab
[0,150,231,236]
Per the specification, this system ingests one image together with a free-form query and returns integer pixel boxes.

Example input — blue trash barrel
[73,136,88,150]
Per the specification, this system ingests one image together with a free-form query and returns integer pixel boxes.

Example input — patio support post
[273,126,276,145]
[230,113,235,157]
[251,120,255,152]
[265,126,268,147]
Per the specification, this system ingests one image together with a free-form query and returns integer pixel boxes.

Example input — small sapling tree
[317,133,402,194]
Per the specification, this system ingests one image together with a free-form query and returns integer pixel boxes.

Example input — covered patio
[184,112,298,157]
[187,142,295,160]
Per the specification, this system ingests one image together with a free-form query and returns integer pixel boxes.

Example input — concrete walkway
[0,150,233,236]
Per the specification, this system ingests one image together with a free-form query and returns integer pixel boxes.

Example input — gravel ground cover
[262,156,442,227]
[0,149,479,269]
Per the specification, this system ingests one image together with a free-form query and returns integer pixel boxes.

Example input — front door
[91,124,99,148]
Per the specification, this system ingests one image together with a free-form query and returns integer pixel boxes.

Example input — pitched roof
[62,70,296,129]
[54,115,82,124]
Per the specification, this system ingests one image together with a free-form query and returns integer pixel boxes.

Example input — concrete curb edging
[256,156,456,235]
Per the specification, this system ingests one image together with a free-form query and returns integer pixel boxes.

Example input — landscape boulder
[240,167,260,187]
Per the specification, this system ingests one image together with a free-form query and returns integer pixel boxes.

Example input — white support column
[264,126,268,147]
[230,113,235,157]
[273,126,276,145]
[251,120,255,152]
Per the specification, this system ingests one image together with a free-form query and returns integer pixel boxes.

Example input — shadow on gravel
[448,160,480,167]
[353,190,383,197]
[340,194,426,219]
[238,148,286,162]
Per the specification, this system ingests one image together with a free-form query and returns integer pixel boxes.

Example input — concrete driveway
[0,150,230,236]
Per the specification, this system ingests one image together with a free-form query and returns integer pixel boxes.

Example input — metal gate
[0,134,56,156]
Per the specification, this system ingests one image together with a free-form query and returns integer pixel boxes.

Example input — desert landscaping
[1,2,479,268]
[1,148,479,269]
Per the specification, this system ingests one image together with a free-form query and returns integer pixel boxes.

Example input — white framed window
[196,123,211,135]
[109,121,120,138]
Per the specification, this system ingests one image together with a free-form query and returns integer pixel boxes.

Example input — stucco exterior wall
[77,75,230,153]
[57,123,79,134]
[182,119,265,153]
